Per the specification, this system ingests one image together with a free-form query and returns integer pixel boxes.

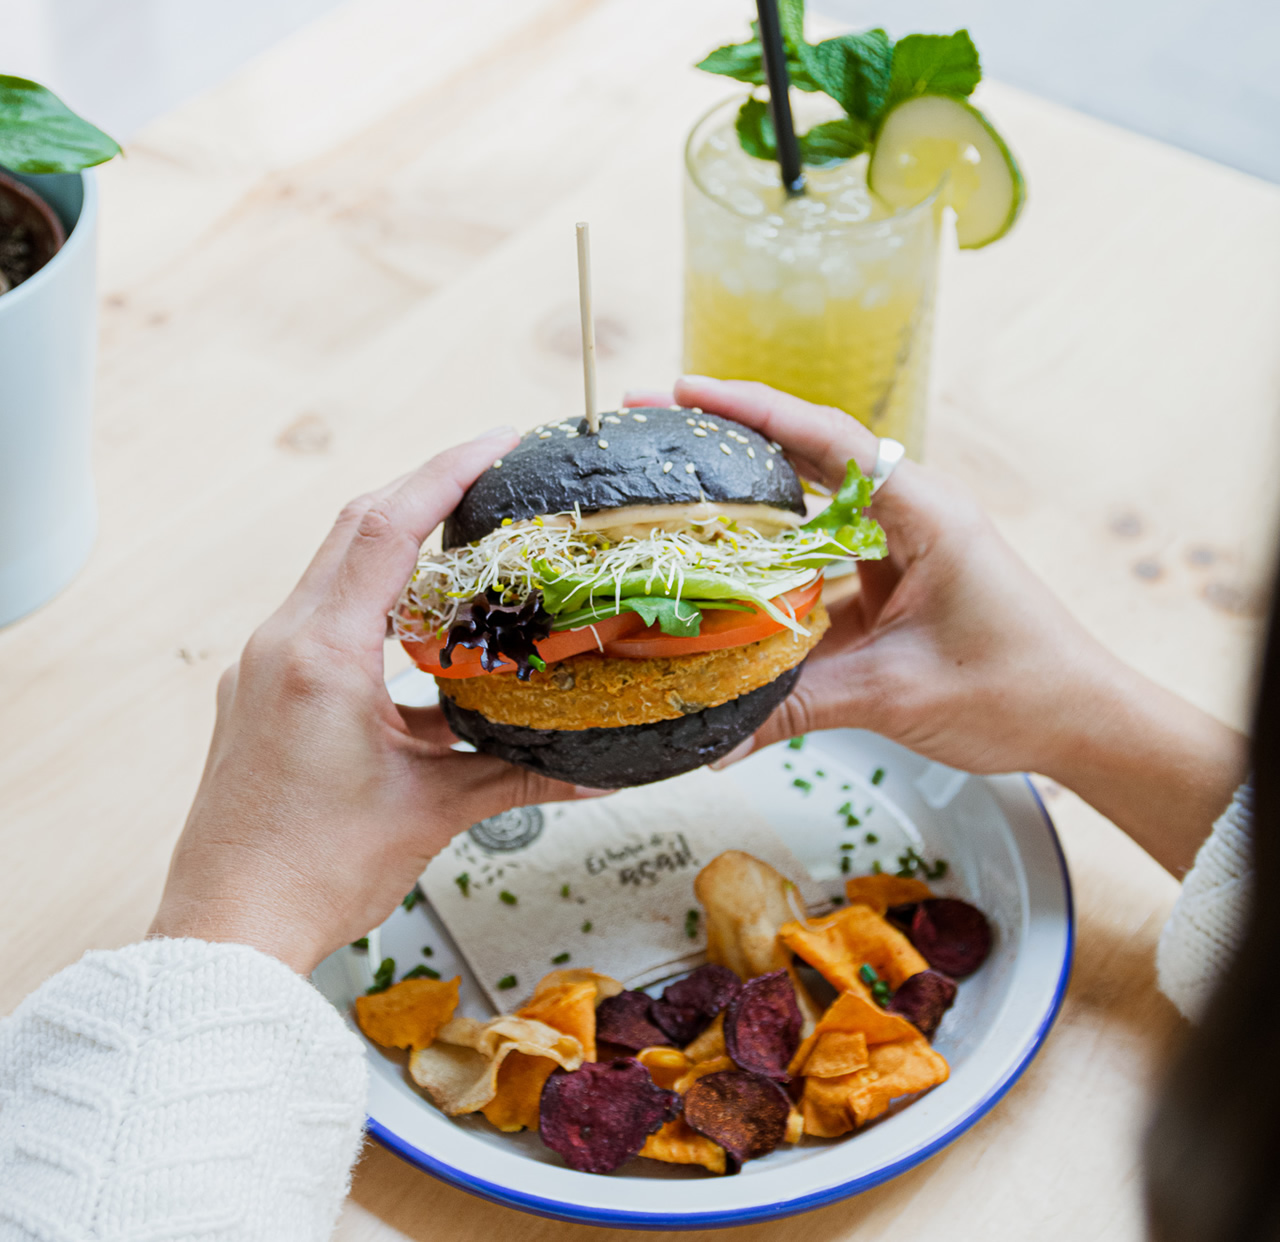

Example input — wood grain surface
[1,0,1278,1237]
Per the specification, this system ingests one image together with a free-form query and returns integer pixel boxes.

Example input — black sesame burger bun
[442,407,803,549]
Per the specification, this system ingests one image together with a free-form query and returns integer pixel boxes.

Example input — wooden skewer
[575,221,599,435]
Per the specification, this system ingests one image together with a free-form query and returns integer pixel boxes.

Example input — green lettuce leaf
[803,459,874,533]
[551,597,754,637]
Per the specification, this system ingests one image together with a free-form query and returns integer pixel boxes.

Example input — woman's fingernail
[574,785,612,799]
[679,375,718,387]
[709,737,755,771]
[477,424,518,440]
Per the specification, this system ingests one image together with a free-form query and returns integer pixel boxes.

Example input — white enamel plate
[312,669,1072,1229]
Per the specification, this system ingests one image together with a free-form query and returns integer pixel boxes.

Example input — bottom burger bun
[439,662,804,789]
[434,607,828,787]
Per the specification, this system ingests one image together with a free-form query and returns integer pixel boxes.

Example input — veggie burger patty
[393,407,884,787]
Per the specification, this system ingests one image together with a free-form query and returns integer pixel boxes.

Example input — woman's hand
[150,429,590,973]
[628,378,1246,875]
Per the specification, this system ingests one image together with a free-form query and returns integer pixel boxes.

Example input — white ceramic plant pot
[0,169,97,628]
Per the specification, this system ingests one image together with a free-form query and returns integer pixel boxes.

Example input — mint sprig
[696,3,981,165]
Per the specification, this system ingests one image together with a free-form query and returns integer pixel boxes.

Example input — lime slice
[868,95,1024,249]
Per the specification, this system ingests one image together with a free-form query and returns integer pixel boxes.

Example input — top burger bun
[443,406,805,547]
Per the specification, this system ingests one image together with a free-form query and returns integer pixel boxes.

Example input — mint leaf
[0,75,120,174]
[696,40,767,87]
[623,596,704,637]
[800,116,869,165]
[885,30,981,113]
[800,30,892,125]
[735,96,776,161]
[803,458,875,533]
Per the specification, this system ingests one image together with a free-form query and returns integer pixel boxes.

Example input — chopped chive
[350,937,369,951]
[865,833,879,845]
[454,873,471,898]
[499,890,517,906]
[840,843,855,851]
[838,801,853,816]
[859,963,880,986]
[497,974,518,990]
[581,920,593,933]
[788,736,805,750]
[366,957,396,995]
[783,761,794,771]
[871,767,886,786]
[528,653,547,672]
[841,783,851,791]
[840,855,851,874]
[560,883,571,898]
[871,981,892,1007]
[402,888,423,912]
[926,858,950,881]
[792,778,812,794]
[402,964,440,981]
[815,769,826,778]
[845,814,861,828]
[829,894,845,905]
[552,952,571,965]
[872,860,883,875]
[421,946,434,957]
[685,909,701,940]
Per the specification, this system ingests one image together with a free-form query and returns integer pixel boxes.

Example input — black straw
[754,0,805,196]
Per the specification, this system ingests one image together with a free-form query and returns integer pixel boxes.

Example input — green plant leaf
[800,30,892,124]
[695,39,768,87]
[695,15,821,94]
[0,76,120,174]
[735,96,777,161]
[800,116,870,165]
[620,596,704,637]
[803,458,875,533]
[885,31,981,113]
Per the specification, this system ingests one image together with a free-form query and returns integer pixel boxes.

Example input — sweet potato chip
[673,1054,737,1095]
[694,851,822,1031]
[844,874,932,915]
[529,969,624,1006]
[684,1012,727,1063]
[355,976,460,1051]
[637,1046,693,1091]
[409,1015,583,1116]
[780,903,929,997]
[797,1030,870,1078]
[787,991,916,1076]
[801,1034,949,1135]
[481,980,600,1132]
[641,1117,727,1175]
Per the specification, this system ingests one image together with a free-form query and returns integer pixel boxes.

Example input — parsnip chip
[786,1107,804,1145]
[801,1034,949,1136]
[673,1054,736,1095]
[641,1117,727,1175]
[409,1015,583,1117]
[638,1046,693,1091]
[684,1012,727,1063]
[481,980,600,1132]
[798,1030,870,1078]
[843,874,932,915]
[694,851,822,1030]
[780,903,929,997]
[354,976,460,1051]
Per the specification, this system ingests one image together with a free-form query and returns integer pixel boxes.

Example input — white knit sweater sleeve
[1157,784,1254,1020]
[0,937,368,1241]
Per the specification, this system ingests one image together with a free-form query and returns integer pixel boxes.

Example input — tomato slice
[402,577,824,676]
[402,608,646,678]
[599,578,823,660]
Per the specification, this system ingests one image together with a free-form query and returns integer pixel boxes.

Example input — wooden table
[3,0,1278,1236]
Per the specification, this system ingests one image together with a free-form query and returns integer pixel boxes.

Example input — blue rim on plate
[362,774,1073,1229]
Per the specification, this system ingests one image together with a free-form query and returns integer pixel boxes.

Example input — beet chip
[651,964,742,1044]
[539,1059,681,1173]
[724,970,802,1081]
[683,1070,791,1171]
[886,969,958,1038]
[905,899,992,978]
[595,990,670,1051]
[885,903,918,933]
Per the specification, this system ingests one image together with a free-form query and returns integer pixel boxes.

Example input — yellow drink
[683,97,943,456]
